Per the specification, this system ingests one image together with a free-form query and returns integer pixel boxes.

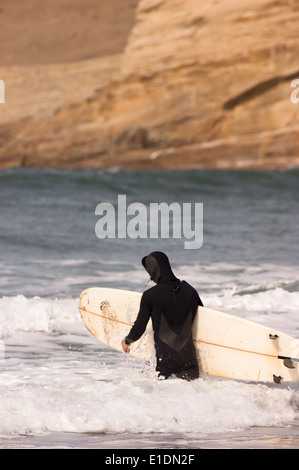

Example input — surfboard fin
[278,355,298,369]
[269,334,279,340]
[283,358,296,369]
[273,375,283,384]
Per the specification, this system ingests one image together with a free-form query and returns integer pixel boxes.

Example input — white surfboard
[79,287,299,384]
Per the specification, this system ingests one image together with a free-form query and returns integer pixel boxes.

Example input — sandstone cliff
[1,0,299,170]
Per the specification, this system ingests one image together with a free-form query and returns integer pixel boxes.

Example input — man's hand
[121,339,130,354]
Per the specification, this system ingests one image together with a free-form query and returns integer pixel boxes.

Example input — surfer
[121,251,203,380]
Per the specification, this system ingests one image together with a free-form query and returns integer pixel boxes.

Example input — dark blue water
[0,168,298,297]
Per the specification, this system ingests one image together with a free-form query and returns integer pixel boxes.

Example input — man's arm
[121,292,151,354]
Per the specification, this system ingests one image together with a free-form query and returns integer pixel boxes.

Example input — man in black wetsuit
[121,251,203,380]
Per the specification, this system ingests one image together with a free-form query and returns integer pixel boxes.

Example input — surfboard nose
[79,289,89,311]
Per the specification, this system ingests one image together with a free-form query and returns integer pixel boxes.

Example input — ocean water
[0,167,299,449]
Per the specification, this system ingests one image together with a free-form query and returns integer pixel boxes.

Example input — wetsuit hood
[142,251,177,284]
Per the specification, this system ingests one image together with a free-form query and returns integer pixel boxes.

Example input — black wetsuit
[125,252,203,380]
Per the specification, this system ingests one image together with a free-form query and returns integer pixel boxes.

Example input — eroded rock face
[1,0,299,169]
